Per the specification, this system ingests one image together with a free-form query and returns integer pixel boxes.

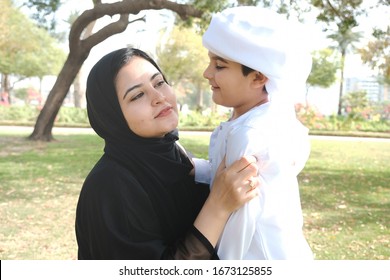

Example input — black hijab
[86,48,204,243]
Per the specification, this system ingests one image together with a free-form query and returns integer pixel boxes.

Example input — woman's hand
[210,155,259,214]
[193,156,259,247]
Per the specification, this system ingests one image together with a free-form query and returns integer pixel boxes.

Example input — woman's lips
[155,106,173,118]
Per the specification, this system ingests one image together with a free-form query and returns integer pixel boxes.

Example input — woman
[75,47,259,260]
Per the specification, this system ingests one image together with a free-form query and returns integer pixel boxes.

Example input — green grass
[0,130,389,260]
[298,140,390,260]
[0,132,104,259]
[180,135,390,260]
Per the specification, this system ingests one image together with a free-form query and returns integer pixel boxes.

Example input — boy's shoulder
[227,106,271,140]
[239,103,272,128]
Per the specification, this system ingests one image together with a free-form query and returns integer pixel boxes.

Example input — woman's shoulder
[87,155,132,178]
[81,155,142,197]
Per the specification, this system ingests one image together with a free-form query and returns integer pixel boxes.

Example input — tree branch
[80,13,130,51]
[325,0,343,20]
[69,0,202,49]
[80,15,146,51]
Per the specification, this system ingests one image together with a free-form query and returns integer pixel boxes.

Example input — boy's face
[203,51,268,119]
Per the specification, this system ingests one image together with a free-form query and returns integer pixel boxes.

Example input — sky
[18,0,390,115]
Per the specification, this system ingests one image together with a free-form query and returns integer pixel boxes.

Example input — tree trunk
[73,20,96,108]
[337,50,346,116]
[2,74,11,104]
[196,85,204,110]
[38,77,44,106]
[28,52,87,141]
[73,71,83,108]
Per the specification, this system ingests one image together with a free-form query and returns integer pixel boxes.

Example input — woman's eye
[216,64,225,70]
[130,92,144,101]
[155,80,166,88]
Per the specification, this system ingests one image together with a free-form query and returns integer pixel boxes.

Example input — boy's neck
[231,98,269,120]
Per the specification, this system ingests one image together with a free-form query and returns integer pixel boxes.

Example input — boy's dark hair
[242,65,268,93]
[241,65,255,76]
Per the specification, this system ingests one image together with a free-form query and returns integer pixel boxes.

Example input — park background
[1,0,389,260]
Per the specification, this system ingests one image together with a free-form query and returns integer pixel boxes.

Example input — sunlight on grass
[0,133,103,260]
[299,140,390,260]
[0,131,389,259]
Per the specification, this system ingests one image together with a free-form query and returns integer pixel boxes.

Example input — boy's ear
[251,72,268,88]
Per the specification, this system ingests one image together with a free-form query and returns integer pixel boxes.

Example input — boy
[194,6,314,259]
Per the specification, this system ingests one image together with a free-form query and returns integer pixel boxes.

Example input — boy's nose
[203,65,212,79]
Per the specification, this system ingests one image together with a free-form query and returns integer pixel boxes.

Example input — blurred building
[345,77,389,102]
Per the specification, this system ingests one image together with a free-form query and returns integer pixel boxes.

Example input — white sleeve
[291,121,310,175]
[217,198,260,259]
[217,127,263,259]
[193,158,211,185]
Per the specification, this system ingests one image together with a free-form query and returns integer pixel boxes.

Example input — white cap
[202,6,312,103]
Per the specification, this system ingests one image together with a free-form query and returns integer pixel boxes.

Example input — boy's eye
[215,61,226,70]
[130,92,144,101]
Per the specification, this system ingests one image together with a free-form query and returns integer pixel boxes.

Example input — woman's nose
[152,89,166,104]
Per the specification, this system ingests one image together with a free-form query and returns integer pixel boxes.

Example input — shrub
[1,104,389,134]
[295,104,390,133]
[179,110,229,130]
[0,105,39,123]
[56,107,89,126]
[0,105,89,127]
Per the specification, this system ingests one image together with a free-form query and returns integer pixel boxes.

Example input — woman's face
[115,56,179,138]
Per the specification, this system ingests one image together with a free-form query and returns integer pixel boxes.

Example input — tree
[359,26,390,85]
[1,0,35,99]
[0,0,11,51]
[312,0,366,115]
[65,8,97,108]
[306,48,339,105]
[24,0,62,32]
[328,29,362,115]
[0,0,65,103]
[27,0,204,141]
[157,25,209,110]
[26,31,66,98]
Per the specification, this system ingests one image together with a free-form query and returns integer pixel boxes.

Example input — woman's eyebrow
[123,72,161,100]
